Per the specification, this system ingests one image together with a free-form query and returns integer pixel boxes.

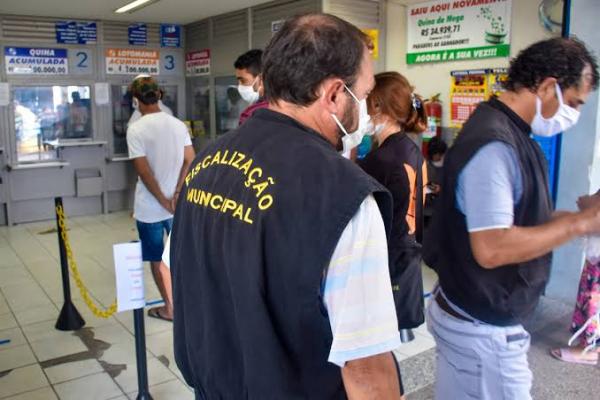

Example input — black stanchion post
[54,197,85,331]
[134,308,153,400]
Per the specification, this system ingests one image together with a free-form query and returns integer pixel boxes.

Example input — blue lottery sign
[160,24,181,48]
[129,23,148,46]
[56,21,97,44]
[5,47,68,75]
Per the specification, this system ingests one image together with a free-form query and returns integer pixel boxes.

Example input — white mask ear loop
[332,114,349,136]
[555,82,565,105]
[331,84,358,137]
[343,84,360,103]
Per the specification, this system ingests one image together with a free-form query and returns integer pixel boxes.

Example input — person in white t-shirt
[127,76,195,321]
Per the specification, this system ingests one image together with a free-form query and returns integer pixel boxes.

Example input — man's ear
[536,77,558,102]
[319,79,345,114]
[255,75,263,92]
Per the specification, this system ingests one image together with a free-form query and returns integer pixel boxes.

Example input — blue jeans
[136,219,173,262]
[427,295,532,400]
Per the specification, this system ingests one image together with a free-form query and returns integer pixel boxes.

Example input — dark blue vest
[171,109,392,399]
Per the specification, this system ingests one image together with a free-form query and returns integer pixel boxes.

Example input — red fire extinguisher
[422,94,442,157]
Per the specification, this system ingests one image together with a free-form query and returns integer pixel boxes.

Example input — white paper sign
[113,242,145,312]
[94,83,110,106]
[0,83,9,106]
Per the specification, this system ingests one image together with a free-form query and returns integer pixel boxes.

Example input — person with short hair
[171,13,402,399]
[234,49,269,125]
[127,76,195,322]
[128,75,173,126]
[424,37,600,399]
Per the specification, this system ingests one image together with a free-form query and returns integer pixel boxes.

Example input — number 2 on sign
[77,52,88,68]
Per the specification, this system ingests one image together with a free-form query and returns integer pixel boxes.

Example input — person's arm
[173,145,195,202]
[132,156,173,213]
[459,142,600,269]
[323,195,401,399]
[470,207,600,269]
[342,353,401,400]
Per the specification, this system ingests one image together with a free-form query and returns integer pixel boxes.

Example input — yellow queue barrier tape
[56,205,118,318]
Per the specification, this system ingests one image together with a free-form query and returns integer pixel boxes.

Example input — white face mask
[132,97,139,110]
[237,77,260,104]
[531,83,581,137]
[332,85,373,156]
[432,159,444,168]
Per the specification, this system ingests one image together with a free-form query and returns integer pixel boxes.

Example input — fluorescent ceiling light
[115,0,160,14]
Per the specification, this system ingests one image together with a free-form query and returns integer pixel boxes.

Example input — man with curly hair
[424,37,600,399]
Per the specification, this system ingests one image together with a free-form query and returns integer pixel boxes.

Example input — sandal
[550,348,598,365]
[147,307,173,322]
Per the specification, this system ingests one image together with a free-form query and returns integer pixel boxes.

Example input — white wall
[546,0,600,302]
[385,0,554,127]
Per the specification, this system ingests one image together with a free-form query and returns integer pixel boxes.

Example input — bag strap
[415,152,424,244]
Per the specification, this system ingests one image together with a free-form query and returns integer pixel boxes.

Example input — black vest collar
[488,97,531,135]
[252,108,334,148]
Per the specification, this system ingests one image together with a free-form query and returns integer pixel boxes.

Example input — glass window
[188,77,211,146]
[13,86,92,163]
[215,76,249,136]
[161,85,178,117]
[111,85,132,156]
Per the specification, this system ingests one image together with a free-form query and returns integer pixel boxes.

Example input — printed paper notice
[94,83,110,106]
[113,242,145,312]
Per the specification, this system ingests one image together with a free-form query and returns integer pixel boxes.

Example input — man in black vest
[424,38,600,399]
[171,13,403,399]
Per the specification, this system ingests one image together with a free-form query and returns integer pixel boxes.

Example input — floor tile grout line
[0,385,55,400]
[0,285,61,400]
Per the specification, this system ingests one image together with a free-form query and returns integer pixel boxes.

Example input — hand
[578,202,600,235]
[577,193,600,211]
[160,197,175,214]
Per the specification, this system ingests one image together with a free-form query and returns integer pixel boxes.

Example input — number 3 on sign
[164,55,175,71]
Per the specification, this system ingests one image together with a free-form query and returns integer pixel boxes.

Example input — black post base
[136,392,154,400]
[55,301,85,331]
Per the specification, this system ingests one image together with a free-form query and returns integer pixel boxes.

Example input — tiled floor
[0,211,437,399]
[0,212,193,399]
[3,211,595,400]
[0,211,441,399]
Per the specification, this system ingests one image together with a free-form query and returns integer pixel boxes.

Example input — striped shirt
[162,194,400,367]
[323,194,400,366]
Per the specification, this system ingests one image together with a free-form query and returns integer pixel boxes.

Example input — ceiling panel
[0,0,271,24]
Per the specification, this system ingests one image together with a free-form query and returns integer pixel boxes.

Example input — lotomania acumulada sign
[5,47,68,75]
[406,0,512,64]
